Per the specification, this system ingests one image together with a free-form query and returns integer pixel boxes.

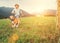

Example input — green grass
[0,16,59,43]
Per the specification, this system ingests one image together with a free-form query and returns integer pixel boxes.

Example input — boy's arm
[21,10,22,14]
[20,9,22,14]
[11,9,15,15]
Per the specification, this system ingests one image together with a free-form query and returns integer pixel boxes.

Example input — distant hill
[31,9,57,17]
[0,7,32,19]
[42,9,57,16]
[21,9,33,17]
[0,7,13,18]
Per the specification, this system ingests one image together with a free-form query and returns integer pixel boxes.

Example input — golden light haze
[0,0,57,13]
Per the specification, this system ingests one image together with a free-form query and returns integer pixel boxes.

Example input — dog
[9,15,19,27]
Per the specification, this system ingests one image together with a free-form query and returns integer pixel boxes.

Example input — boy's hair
[15,4,19,7]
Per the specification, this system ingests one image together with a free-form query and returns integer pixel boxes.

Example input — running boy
[11,4,21,27]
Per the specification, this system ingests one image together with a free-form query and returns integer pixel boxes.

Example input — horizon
[0,0,57,14]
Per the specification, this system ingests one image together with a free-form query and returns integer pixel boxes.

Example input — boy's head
[15,4,19,9]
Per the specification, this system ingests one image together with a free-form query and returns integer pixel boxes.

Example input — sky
[0,0,57,13]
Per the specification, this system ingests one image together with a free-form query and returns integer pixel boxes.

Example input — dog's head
[10,15,15,21]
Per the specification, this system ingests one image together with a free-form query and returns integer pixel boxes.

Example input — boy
[10,4,21,27]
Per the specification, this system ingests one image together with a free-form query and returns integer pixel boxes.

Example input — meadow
[0,16,59,43]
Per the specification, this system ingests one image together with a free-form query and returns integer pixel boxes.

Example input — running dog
[9,15,19,27]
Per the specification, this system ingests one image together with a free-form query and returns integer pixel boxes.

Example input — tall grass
[0,16,58,43]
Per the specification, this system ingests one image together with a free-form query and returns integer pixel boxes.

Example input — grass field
[0,16,59,43]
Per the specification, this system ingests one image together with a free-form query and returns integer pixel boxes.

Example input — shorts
[15,15,20,18]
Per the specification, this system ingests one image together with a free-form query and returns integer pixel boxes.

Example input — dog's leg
[12,21,14,24]
[12,21,16,27]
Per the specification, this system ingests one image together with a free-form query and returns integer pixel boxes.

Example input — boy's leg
[17,18,20,25]
[18,18,20,25]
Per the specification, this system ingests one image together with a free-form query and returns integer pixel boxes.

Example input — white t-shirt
[12,8,21,16]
